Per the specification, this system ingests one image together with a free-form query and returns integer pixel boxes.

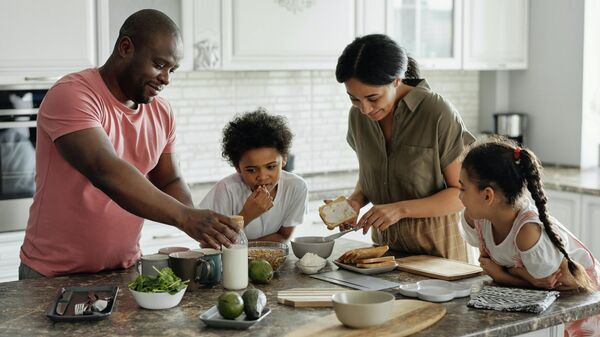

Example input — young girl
[459,137,599,335]
[199,108,308,243]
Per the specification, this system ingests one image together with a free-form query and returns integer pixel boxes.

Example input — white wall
[508,0,584,166]
[581,0,600,168]
[161,70,479,184]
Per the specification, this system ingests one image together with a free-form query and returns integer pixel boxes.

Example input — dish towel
[467,285,560,314]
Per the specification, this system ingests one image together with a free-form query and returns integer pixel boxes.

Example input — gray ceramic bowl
[290,236,334,259]
[332,291,395,328]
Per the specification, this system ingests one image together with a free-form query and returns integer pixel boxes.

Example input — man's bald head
[115,9,181,51]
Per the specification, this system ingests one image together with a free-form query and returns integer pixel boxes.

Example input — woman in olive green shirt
[333,34,475,261]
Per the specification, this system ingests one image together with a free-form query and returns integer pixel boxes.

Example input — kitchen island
[1,239,599,337]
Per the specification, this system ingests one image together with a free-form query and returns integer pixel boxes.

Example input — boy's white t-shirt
[198,171,308,240]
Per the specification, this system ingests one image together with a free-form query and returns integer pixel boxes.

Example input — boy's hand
[240,186,274,222]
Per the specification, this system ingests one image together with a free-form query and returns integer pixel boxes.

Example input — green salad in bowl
[128,267,189,309]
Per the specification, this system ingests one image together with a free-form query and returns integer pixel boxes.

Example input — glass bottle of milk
[222,215,248,290]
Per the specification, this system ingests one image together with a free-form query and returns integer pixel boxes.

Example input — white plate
[333,260,397,275]
[397,279,472,303]
[199,305,271,330]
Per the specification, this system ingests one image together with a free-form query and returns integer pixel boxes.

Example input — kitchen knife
[55,288,73,316]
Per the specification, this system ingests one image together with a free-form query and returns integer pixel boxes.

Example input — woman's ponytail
[405,56,420,80]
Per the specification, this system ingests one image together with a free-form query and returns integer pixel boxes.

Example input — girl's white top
[460,201,599,282]
[198,171,308,240]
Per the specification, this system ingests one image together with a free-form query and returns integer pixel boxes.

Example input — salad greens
[128,267,189,295]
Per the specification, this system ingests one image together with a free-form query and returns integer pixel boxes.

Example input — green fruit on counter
[217,292,244,320]
[242,289,267,320]
[249,259,273,284]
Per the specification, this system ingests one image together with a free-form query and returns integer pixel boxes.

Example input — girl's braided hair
[462,136,595,292]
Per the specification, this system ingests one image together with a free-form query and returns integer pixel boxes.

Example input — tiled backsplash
[162,70,479,184]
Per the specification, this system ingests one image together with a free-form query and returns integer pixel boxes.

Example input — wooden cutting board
[277,288,349,308]
[285,299,445,337]
[396,255,483,280]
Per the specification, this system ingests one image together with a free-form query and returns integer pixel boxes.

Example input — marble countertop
[2,239,599,337]
[543,166,600,196]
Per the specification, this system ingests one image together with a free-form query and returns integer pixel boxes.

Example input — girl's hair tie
[514,147,521,164]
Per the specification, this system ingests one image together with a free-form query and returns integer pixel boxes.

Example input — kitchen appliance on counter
[493,112,528,145]
[0,84,49,232]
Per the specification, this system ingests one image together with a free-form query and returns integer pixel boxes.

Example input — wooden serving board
[285,299,446,337]
[396,255,483,280]
[277,288,349,308]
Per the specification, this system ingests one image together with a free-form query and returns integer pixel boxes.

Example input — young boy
[199,108,308,242]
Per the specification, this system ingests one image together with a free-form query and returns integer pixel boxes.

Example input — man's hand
[179,209,239,249]
[240,186,274,224]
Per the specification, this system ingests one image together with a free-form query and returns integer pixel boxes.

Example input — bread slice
[356,260,397,269]
[337,245,389,264]
[355,256,395,264]
[319,196,358,229]
[319,196,358,230]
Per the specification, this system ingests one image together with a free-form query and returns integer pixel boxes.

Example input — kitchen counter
[1,239,599,337]
[543,166,600,196]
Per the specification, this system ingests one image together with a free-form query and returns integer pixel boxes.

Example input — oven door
[0,112,38,232]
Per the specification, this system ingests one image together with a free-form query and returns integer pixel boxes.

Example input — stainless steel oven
[0,85,49,232]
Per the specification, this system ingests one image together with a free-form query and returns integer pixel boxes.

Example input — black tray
[46,285,119,322]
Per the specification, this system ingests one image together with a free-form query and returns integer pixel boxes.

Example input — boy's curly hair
[222,107,293,168]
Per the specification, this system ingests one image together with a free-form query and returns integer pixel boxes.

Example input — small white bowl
[129,287,186,310]
[296,261,326,274]
[332,291,395,328]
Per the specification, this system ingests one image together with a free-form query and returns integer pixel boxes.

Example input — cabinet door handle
[24,76,60,82]
[152,234,184,240]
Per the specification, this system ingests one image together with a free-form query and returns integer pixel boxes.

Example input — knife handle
[55,289,73,315]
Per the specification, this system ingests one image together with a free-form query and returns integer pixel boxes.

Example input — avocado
[249,259,273,284]
[242,288,267,320]
[217,292,244,320]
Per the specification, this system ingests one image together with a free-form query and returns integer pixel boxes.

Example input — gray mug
[168,251,212,291]
[193,248,222,285]
[138,253,169,277]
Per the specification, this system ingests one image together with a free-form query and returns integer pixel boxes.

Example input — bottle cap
[230,215,244,228]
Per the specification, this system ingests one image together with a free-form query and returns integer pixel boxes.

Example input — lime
[249,259,273,284]
[217,291,244,319]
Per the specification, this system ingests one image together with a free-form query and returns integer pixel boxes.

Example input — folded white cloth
[467,286,560,314]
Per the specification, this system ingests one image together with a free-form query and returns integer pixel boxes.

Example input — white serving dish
[332,291,395,328]
[129,287,186,310]
[333,260,397,275]
[397,279,472,303]
[296,261,327,274]
[199,305,271,330]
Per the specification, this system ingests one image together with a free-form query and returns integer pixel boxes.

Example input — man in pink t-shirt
[19,9,239,278]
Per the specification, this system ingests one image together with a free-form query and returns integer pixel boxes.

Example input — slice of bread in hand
[356,260,397,269]
[319,196,358,230]
[337,245,389,264]
[355,255,395,264]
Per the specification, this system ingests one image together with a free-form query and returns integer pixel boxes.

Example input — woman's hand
[357,202,405,233]
[323,198,361,231]
[240,186,273,223]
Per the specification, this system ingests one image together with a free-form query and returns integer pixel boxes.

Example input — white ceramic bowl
[296,260,327,274]
[332,291,395,328]
[290,236,334,259]
[129,287,186,310]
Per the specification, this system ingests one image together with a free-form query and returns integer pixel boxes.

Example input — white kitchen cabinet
[139,221,198,255]
[581,195,600,258]
[516,324,564,337]
[96,0,194,71]
[0,231,25,283]
[195,0,358,71]
[0,0,97,84]
[545,189,582,237]
[545,189,600,261]
[386,0,462,69]
[463,0,529,70]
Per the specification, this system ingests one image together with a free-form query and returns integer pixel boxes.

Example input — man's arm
[55,127,238,248]
[254,226,294,243]
[147,153,193,208]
